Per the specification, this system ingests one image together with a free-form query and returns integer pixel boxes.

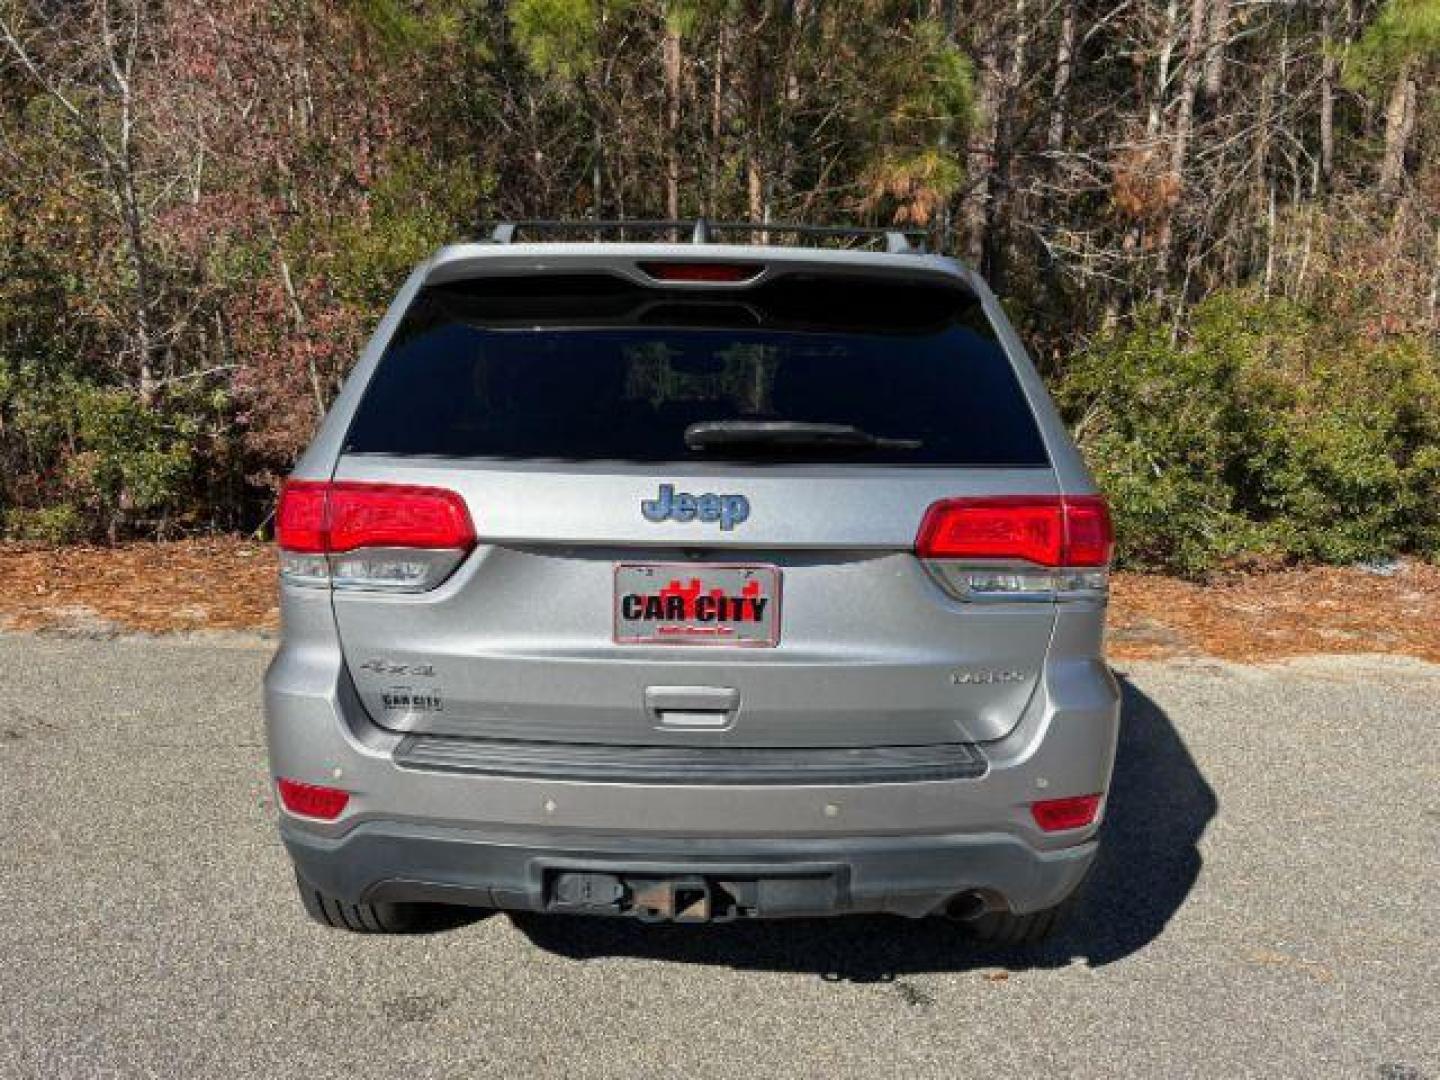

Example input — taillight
[276,777,350,820]
[325,483,475,552]
[276,480,475,591]
[918,496,1067,565]
[1061,496,1113,567]
[916,494,1112,601]
[1031,793,1103,832]
[638,261,761,283]
[276,481,328,553]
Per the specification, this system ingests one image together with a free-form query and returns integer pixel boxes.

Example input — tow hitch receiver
[547,870,839,921]
[549,872,740,922]
[630,877,720,922]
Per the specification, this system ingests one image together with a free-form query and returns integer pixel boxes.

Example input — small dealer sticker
[381,687,444,713]
[614,563,780,647]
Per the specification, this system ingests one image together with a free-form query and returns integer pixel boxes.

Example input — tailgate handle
[645,686,739,711]
[645,686,738,729]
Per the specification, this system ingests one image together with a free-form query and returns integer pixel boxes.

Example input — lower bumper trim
[282,820,1095,920]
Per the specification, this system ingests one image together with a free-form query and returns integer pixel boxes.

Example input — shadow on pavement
[510,678,1217,980]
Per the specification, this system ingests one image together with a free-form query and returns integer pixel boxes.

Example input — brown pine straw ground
[1,539,1438,664]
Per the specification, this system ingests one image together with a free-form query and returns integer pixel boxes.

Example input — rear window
[343,273,1049,466]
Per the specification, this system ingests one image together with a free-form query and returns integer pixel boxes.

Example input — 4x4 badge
[951,669,1028,685]
[641,484,750,531]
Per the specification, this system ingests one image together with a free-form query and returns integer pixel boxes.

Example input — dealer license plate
[614,563,781,647]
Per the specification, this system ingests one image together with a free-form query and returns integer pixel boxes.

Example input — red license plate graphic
[614,563,780,647]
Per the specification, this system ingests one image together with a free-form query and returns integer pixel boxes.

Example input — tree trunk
[99,1,157,404]
[1319,4,1337,189]
[960,36,1001,266]
[586,65,604,222]
[707,24,725,218]
[118,157,156,403]
[1428,224,1440,334]
[747,153,764,222]
[1263,181,1277,297]
[1169,0,1209,177]
[662,23,682,221]
[1379,60,1417,193]
[983,0,1030,292]
[1112,0,1179,316]
[1047,0,1076,152]
[1155,0,1209,285]
[741,1,769,223]
[1252,57,1277,279]
[1147,0,1180,141]
[1202,0,1228,100]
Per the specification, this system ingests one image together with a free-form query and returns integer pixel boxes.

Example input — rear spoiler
[481,218,931,255]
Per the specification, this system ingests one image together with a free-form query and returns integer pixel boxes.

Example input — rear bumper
[283,819,1097,919]
[265,588,1120,920]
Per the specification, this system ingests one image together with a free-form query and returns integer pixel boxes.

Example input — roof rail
[482,219,930,254]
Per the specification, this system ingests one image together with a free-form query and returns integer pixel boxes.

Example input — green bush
[0,363,212,541]
[67,382,199,517]
[3,504,85,544]
[1054,289,1440,573]
[313,149,493,314]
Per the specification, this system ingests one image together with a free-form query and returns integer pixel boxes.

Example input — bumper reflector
[277,778,350,821]
[1031,793,1103,832]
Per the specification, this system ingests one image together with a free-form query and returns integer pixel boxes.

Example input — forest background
[1,0,1437,573]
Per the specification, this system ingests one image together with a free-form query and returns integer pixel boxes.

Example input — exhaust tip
[944,891,989,922]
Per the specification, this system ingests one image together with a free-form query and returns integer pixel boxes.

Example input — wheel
[964,890,1079,945]
[294,871,439,934]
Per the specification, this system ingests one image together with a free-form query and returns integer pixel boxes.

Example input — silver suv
[264,221,1120,942]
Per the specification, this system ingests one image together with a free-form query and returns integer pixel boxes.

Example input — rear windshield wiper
[684,420,923,453]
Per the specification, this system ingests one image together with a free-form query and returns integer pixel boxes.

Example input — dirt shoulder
[1,539,1437,663]
[1106,563,1440,663]
[0,540,278,637]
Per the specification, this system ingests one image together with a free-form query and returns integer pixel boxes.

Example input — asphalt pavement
[1,632,1436,1079]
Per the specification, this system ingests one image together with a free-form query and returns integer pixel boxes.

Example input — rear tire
[294,872,438,934]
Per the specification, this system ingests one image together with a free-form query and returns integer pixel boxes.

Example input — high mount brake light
[638,261,761,283]
[276,481,475,591]
[916,495,1113,601]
